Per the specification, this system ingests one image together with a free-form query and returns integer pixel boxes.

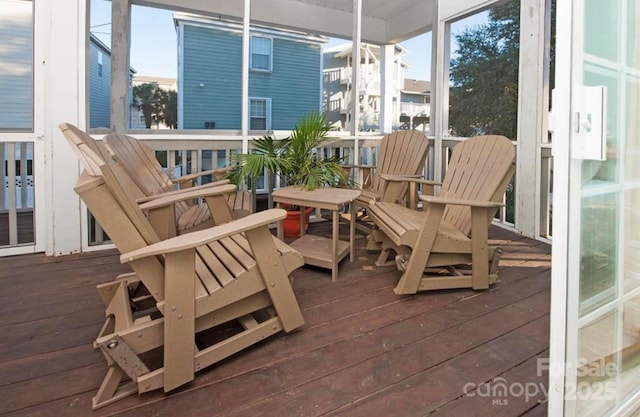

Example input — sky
[90,0,487,81]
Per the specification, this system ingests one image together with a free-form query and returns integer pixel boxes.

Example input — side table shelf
[272,186,361,281]
[288,234,350,270]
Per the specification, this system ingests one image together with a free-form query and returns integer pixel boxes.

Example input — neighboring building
[400,79,430,131]
[130,75,177,129]
[89,33,113,129]
[88,33,136,129]
[133,75,177,91]
[322,43,409,132]
[174,13,327,131]
[0,1,32,130]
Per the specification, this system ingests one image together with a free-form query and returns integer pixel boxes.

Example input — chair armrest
[136,179,231,204]
[341,164,377,170]
[380,174,442,186]
[174,167,231,185]
[120,209,287,262]
[420,195,504,208]
[377,174,440,208]
[139,183,237,211]
[379,174,440,186]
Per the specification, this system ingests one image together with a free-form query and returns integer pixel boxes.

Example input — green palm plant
[229,112,349,208]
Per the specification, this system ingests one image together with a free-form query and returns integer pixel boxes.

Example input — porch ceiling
[137,0,437,43]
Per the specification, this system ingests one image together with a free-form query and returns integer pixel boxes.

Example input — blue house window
[249,98,270,130]
[250,36,272,71]
[97,51,103,77]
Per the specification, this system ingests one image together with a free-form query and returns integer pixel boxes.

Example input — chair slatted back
[373,130,429,204]
[440,135,515,236]
[105,133,175,195]
[106,133,190,217]
[59,123,112,177]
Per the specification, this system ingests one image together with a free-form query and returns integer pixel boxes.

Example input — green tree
[133,83,178,129]
[448,0,520,138]
[133,83,161,129]
[160,90,178,129]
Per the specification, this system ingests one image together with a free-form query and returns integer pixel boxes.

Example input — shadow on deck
[0,224,551,417]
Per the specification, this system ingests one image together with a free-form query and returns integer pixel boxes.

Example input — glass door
[550,0,640,415]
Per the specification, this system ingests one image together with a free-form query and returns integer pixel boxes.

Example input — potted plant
[229,112,349,236]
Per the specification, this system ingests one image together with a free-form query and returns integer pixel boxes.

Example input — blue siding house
[0,1,33,130]
[88,34,135,129]
[174,14,327,131]
[89,34,112,129]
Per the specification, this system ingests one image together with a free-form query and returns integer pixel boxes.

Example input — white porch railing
[86,134,553,245]
[1,142,35,248]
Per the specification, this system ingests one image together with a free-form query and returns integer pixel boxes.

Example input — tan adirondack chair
[105,132,253,224]
[343,130,430,233]
[60,123,242,239]
[61,125,305,409]
[368,135,515,295]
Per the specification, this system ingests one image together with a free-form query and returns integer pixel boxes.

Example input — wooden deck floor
[0,224,551,417]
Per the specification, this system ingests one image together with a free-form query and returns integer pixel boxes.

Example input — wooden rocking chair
[342,130,430,234]
[368,135,515,295]
[63,128,305,409]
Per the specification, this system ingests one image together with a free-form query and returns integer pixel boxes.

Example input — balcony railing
[400,102,430,118]
[340,67,382,96]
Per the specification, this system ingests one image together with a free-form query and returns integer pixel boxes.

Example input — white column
[515,0,551,238]
[42,0,88,255]
[241,0,250,147]
[110,0,131,133]
[432,2,449,182]
[548,0,573,413]
[379,44,395,133]
[350,0,362,137]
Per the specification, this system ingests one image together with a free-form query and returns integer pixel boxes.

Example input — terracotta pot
[283,207,314,237]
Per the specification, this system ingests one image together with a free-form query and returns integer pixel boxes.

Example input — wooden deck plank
[0,225,551,417]
[0,309,104,346]
[325,316,549,417]
[92,260,550,417]
[222,296,550,417]
[428,350,549,416]
[0,344,101,386]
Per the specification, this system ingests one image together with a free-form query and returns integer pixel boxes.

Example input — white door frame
[548,0,640,414]
[0,0,46,256]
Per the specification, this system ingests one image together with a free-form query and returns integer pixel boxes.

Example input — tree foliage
[229,113,347,192]
[448,0,520,138]
[132,83,178,129]
[160,90,178,129]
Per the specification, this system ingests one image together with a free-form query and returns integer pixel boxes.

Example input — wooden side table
[272,186,361,281]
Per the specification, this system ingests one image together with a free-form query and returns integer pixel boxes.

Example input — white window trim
[248,97,271,131]
[249,35,273,72]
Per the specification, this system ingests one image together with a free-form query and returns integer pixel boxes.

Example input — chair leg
[366,229,385,251]
[374,249,393,266]
[394,204,444,294]
[470,207,490,290]
[489,247,503,275]
[92,365,138,410]
[245,225,305,332]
